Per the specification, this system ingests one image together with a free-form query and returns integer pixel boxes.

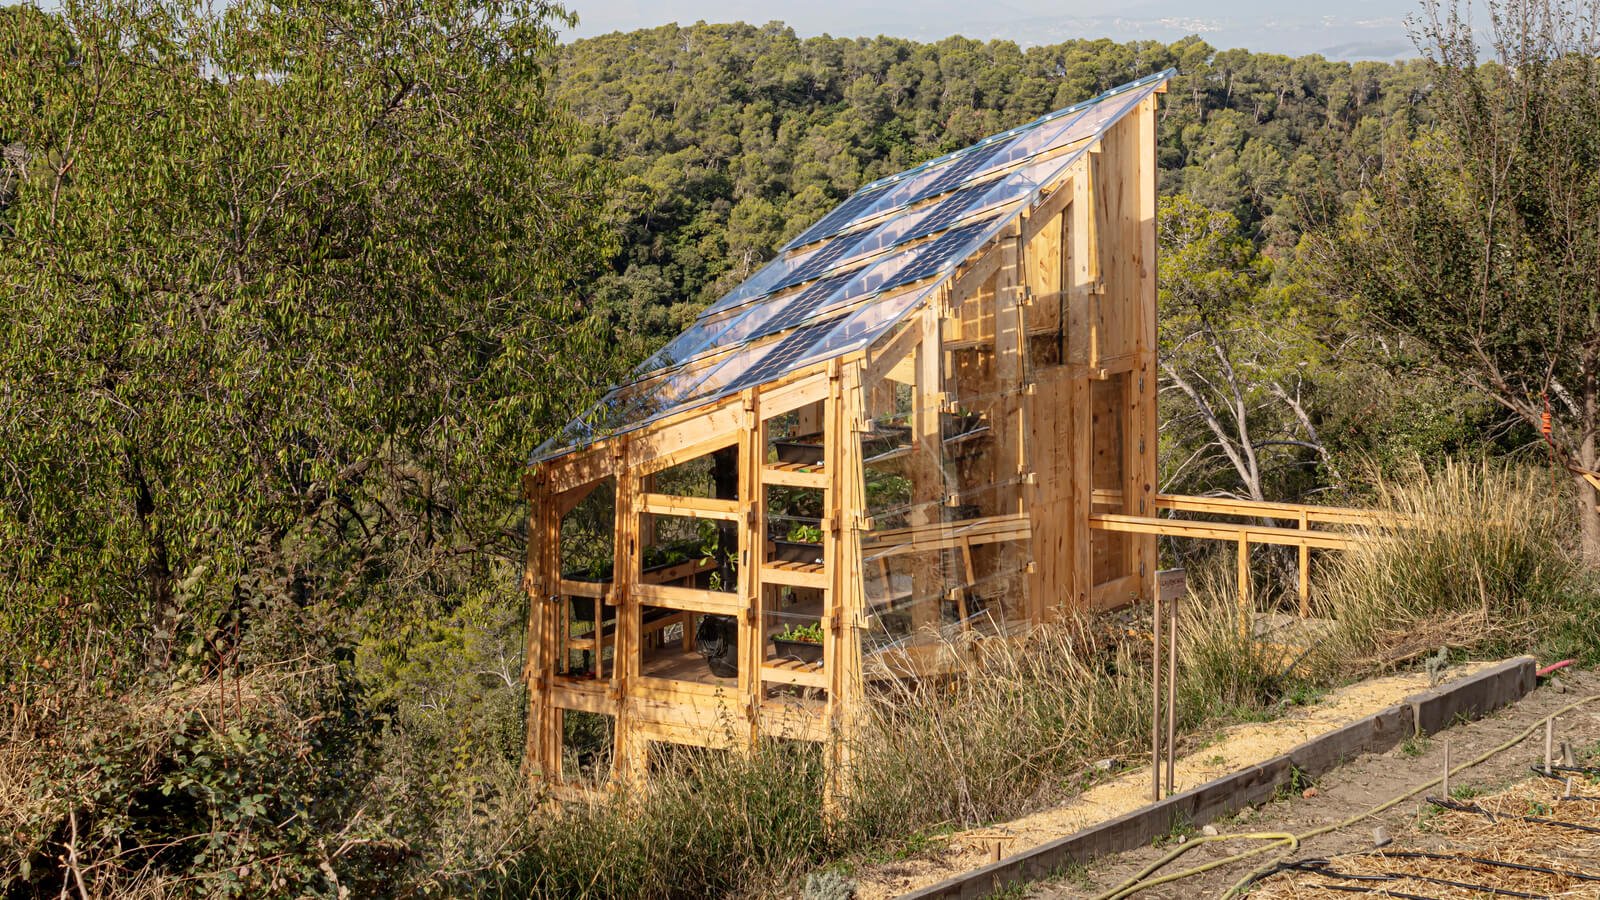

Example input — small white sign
[1157,568,1187,603]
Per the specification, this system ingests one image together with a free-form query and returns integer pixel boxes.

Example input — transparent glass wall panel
[855,320,967,675]
[639,513,737,593]
[766,485,825,568]
[1090,375,1130,586]
[638,603,734,685]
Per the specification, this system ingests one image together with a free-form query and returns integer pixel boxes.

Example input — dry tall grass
[1313,459,1590,674]
[493,596,1311,898]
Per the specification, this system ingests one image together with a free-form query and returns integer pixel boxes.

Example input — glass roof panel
[790,283,932,368]
[534,70,1174,462]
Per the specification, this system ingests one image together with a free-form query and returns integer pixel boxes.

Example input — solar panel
[773,232,868,291]
[754,271,855,338]
[900,180,998,244]
[908,143,1006,204]
[881,218,998,292]
[531,70,1178,463]
[720,317,842,394]
[788,186,889,248]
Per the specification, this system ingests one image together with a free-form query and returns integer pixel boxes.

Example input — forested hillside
[554,24,1510,503]
[5,0,1596,896]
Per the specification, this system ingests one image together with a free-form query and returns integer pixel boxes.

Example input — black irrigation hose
[1314,884,1444,900]
[1280,859,1549,899]
[1378,850,1600,883]
[1529,764,1600,778]
[1425,796,1600,835]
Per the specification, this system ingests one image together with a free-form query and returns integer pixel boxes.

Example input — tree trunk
[130,451,176,672]
[1576,474,1600,566]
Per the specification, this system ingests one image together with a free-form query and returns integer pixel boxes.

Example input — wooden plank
[1091,573,1141,609]
[1022,173,1075,245]
[864,317,924,387]
[633,582,744,614]
[950,240,1005,311]
[761,562,831,590]
[543,449,618,495]
[557,579,608,599]
[1155,494,1401,527]
[760,662,829,688]
[761,466,829,488]
[637,493,741,521]
[550,682,614,714]
[1089,513,1362,550]
[756,369,830,418]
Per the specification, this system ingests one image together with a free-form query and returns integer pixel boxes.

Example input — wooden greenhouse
[523,71,1178,796]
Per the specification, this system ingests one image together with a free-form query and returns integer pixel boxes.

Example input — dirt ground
[853,664,1499,898]
[1031,667,1600,899]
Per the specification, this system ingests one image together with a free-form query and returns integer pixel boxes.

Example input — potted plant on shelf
[771,521,824,565]
[771,431,825,466]
[771,621,825,663]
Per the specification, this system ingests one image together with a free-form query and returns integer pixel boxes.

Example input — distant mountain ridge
[562,1,1426,61]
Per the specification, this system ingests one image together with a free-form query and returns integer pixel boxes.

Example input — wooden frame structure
[523,72,1189,796]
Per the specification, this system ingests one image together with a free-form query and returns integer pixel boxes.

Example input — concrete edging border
[897,656,1538,900]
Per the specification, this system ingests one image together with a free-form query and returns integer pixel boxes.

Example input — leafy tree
[1157,195,1336,501]
[0,0,613,890]
[0,0,613,675]
[1309,0,1600,559]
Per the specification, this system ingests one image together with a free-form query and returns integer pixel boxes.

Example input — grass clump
[1314,459,1595,672]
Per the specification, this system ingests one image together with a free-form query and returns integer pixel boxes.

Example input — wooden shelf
[761,657,827,688]
[762,463,829,488]
[762,559,830,589]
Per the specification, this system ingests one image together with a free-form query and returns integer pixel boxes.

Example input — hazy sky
[561,0,1433,61]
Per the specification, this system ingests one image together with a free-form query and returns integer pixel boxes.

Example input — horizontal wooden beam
[760,662,829,689]
[1155,494,1403,528]
[638,493,741,521]
[760,562,830,590]
[632,582,744,614]
[761,466,829,488]
[557,579,609,599]
[1089,513,1361,550]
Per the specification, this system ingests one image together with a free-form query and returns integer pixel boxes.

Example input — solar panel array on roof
[773,232,868,291]
[880,217,998,292]
[757,272,855,338]
[720,317,842,395]
[532,70,1174,462]
[789,185,890,248]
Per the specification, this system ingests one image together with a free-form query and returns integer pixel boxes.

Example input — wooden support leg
[1237,537,1252,638]
[1297,511,1311,617]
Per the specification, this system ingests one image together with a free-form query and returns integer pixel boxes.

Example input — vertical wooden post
[1130,96,1160,608]
[909,304,944,635]
[1073,153,1101,370]
[824,360,864,810]
[1237,536,1252,638]
[1297,511,1311,617]
[993,226,1034,620]
[522,469,563,788]
[610,444,646,790]
[737,388,762,750]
